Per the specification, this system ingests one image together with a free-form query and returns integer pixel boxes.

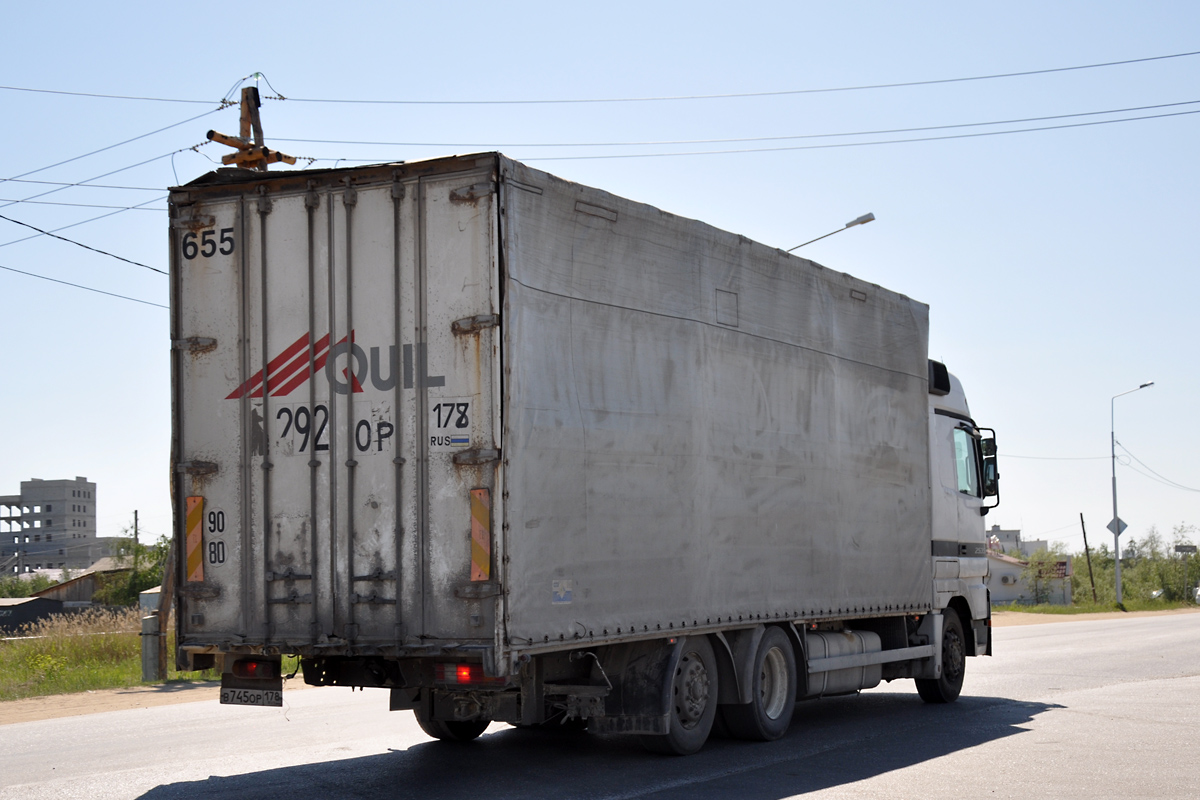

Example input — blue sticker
[552,579,573,604]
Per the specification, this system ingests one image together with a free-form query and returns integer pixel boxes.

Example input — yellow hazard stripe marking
[185,496,205,582]
[470,488,491,582]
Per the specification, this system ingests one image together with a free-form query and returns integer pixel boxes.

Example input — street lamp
[787,213,875,252]
[1111,381,1154,605]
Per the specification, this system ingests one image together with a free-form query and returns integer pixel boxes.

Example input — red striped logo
[225,330,360,399]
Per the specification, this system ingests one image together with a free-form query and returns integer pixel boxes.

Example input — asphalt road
[3,614,1198,800]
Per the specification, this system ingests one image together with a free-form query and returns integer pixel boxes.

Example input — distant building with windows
[986,525,1048,558]
[985,525,1072,605]
[0,477,110,573]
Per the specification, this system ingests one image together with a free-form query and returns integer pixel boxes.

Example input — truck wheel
[722,626,797,741]
[916,608,966,704]
[414,709,490,742]
[640,636,719,756]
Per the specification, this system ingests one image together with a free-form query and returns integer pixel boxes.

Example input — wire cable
[524,108,1200,160]
[1003,454,1108,461]
[275,50,1200,106]
[300,107,1200,164]
[0,85,224,105]
[0,193,169,249]
[0,264,167,309]
[1116,441,1199,492]
[1,178,162,191]
[0,143,207,219]
[0,212,166,275]
[4,50,1197,109]
[0,198,164,211]
[0,108,225,186]
[273,99,1200,149]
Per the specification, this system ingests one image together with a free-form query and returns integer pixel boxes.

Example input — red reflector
[435,662,504,685]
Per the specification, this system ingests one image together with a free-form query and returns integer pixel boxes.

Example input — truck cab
[928,360,998,670]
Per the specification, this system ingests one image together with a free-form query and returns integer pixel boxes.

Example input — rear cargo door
[171,160,501,650]
[413,171,502,640]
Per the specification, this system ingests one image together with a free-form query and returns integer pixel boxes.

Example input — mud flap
[587,638,684,735]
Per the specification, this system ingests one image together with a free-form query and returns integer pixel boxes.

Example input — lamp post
[787,213,875,252]
[1111,381,1154,604]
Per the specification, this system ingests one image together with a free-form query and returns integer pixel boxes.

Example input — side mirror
[977,429,999,512]
[982,457,999,497]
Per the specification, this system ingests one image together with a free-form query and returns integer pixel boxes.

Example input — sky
[1,2,1196,554]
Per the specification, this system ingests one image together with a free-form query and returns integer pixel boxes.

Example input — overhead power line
[0,84,223,105]
[1,178,162,192]
[0,143,207,230]
[0,264,167,309]
[4,51,1198,109]
[525,108,1200,160]
[274,99,1200,149]
[1117,441,1199,492]
[0,193,170,250]
[0,198,164,211]
[273,50,1200,106]
[0,213,166,275]
[1003,454,1109,461]
[304,107,1200,164]
[0,108,225,186]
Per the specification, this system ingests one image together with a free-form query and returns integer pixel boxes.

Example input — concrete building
[0,477,108,573]
[987,524,1048,558]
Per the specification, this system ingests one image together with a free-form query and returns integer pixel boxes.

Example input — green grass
[1,608,305,701]
[993,599,1194,615]
[0,608,220,701]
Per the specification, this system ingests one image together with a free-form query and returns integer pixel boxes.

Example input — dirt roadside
[5,608,1197,726]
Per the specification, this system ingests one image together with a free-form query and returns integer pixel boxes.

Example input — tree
[0,572,57,598]
[1021,549,1056,605]
[91,523,169,607]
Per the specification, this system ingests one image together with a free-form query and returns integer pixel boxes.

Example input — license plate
[220,688,282,707]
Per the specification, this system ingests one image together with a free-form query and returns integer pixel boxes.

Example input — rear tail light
[434,662,505,685]
[231,659,280,680]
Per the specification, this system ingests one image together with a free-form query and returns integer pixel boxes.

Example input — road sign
[1175,545,1198,554]
[1107,517,1127,536]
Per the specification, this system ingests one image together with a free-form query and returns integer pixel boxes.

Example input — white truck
[169,153,998,754]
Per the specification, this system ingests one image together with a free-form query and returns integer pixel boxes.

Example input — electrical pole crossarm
[207,86,296,172]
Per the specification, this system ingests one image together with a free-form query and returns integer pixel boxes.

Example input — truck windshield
[952,428,981,497]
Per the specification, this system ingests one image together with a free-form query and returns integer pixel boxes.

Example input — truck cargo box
[170,153,932,674]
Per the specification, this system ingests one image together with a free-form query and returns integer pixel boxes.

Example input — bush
[1071,524,1198,605]
[0,607,219,700]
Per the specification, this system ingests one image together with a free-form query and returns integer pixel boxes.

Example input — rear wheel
[722,626,797,741]
[916,608,966,704]
[640,636,719,755]
[414,707,490,742]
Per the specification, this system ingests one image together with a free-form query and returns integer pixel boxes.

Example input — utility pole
[1110,382,1153,606]
[207,86,297,171]
[133,510,139,572]
[1080,513,1098,603]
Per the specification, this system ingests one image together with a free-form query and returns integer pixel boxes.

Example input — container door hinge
[172,337,218,352]
[450,181,496,204]
[171,210,215,231]
[455,582,501,599]
[452,448,500,467]
[451,314,499,335]
[176,461,218,476]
